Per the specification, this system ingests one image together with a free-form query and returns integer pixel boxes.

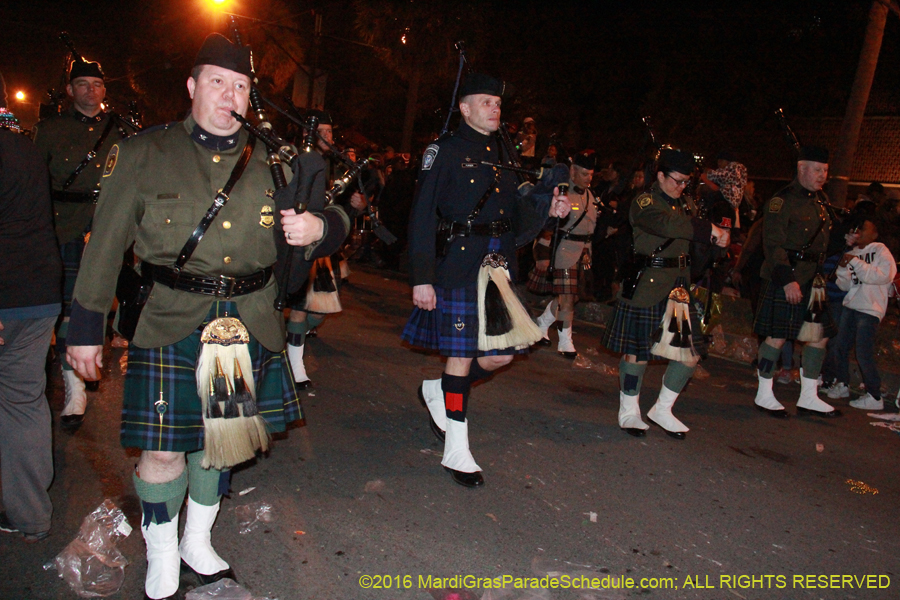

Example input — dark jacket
[0,129,62,312]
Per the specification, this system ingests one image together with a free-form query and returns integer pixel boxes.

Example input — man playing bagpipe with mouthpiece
[402,73,570,487]
[65,34,349,599]
[602,149,730,440]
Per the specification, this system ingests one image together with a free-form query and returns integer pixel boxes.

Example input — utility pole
[829,0,889,205]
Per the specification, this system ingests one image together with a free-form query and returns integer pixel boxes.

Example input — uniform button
[486,146,491,151]
[165,218,171,224]
[499,209,504,214]
[650,278,655,283]
[461,246,465,251]
[471,179,475,183]
[89,127,94,132]
[213,155,221,163]
[223,221,232,229]
[224,256,232,264]
[495,188,500,192]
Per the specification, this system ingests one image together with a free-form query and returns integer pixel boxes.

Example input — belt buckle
[218,274,237,299]
[678,255,687,269]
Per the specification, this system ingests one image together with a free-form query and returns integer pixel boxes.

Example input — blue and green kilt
[753,279,837,340]
[59,236,85,314]
[401,282,529,358]
[121,301,304,452]
[602,295,704,362]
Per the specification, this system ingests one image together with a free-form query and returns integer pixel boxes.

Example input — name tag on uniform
[157,193,180,200]
[461,162,477,168]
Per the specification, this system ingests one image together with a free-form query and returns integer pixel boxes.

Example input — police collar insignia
[422,143,439,171]
[191,123,240,151]
[74,110,104,124]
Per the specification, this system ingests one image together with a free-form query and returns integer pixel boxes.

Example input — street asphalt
[1,266,897,600]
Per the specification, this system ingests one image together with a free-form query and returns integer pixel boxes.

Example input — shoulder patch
[637,194,652,209]
[769,197,784,213]
[422,144,439,171]
[102,144,119,178]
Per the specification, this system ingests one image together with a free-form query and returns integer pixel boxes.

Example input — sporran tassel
[484,277,513,335]
[651,285,697,362]
[195,317,269,470]
[477,253,542,351]
[797,274,827,343]
[305,257,342,313]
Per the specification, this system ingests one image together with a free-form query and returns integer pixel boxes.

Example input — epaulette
[121,121,175,143]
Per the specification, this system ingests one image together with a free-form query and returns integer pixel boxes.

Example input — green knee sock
[663,361,696,394]
[133,468,187,526]
[801,346,827,380]
[187,451,229,506]
[619,357,646,397]
[307,313,325,328]
[757,342,781,379]
[286,320,309,347]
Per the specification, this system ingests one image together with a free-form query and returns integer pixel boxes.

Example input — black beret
[193,33,252,78]
[305,109,332,126]
[658,148,696,176]
[572,152,596,171]
[459,73,511,98]
[798,145,829,163]
[69,60,104,82]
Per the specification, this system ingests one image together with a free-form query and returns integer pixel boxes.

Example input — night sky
[4,0,899,161]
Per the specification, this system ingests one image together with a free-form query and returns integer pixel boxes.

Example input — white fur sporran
[195,317,269,469]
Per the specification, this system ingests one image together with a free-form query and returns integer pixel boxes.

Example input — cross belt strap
[61,116,117,192]
[173,136,256,272]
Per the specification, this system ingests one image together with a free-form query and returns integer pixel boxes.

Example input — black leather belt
[445,218,511,237]
[786,249,824,264]
[637,254,690,269]
[143,262,273,299]
[562,232,592,242]
[52,190,100,204]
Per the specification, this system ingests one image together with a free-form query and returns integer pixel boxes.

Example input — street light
[15,91,25,101]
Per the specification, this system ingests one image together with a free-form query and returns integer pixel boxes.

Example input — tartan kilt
[526,265,582,296]
[401,282,529,358]
[526,265,553,295]
[60,237,86,314]
[121,301,304,453]
[754,279,838,340]
[602,296,704,362]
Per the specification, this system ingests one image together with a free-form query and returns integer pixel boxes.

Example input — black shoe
[295,379,312,390]
[797,406,842,418]
[648,417,686,440]
[429,415,446,443]
[60,413,85,428]
[417,385,445,442]
[444,467,484,488]
[622,427,647,437]
[84,380,100,392]
[307,327,317,338]
[558,350,577,359]
[181,559,236,586]
[755,404,789,419]
[535,338,551,347]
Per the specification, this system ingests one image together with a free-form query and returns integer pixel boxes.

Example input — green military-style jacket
[32,107,136,245]
[760,180,831,287]
[71,116,349,352]
[620,182,711,308]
